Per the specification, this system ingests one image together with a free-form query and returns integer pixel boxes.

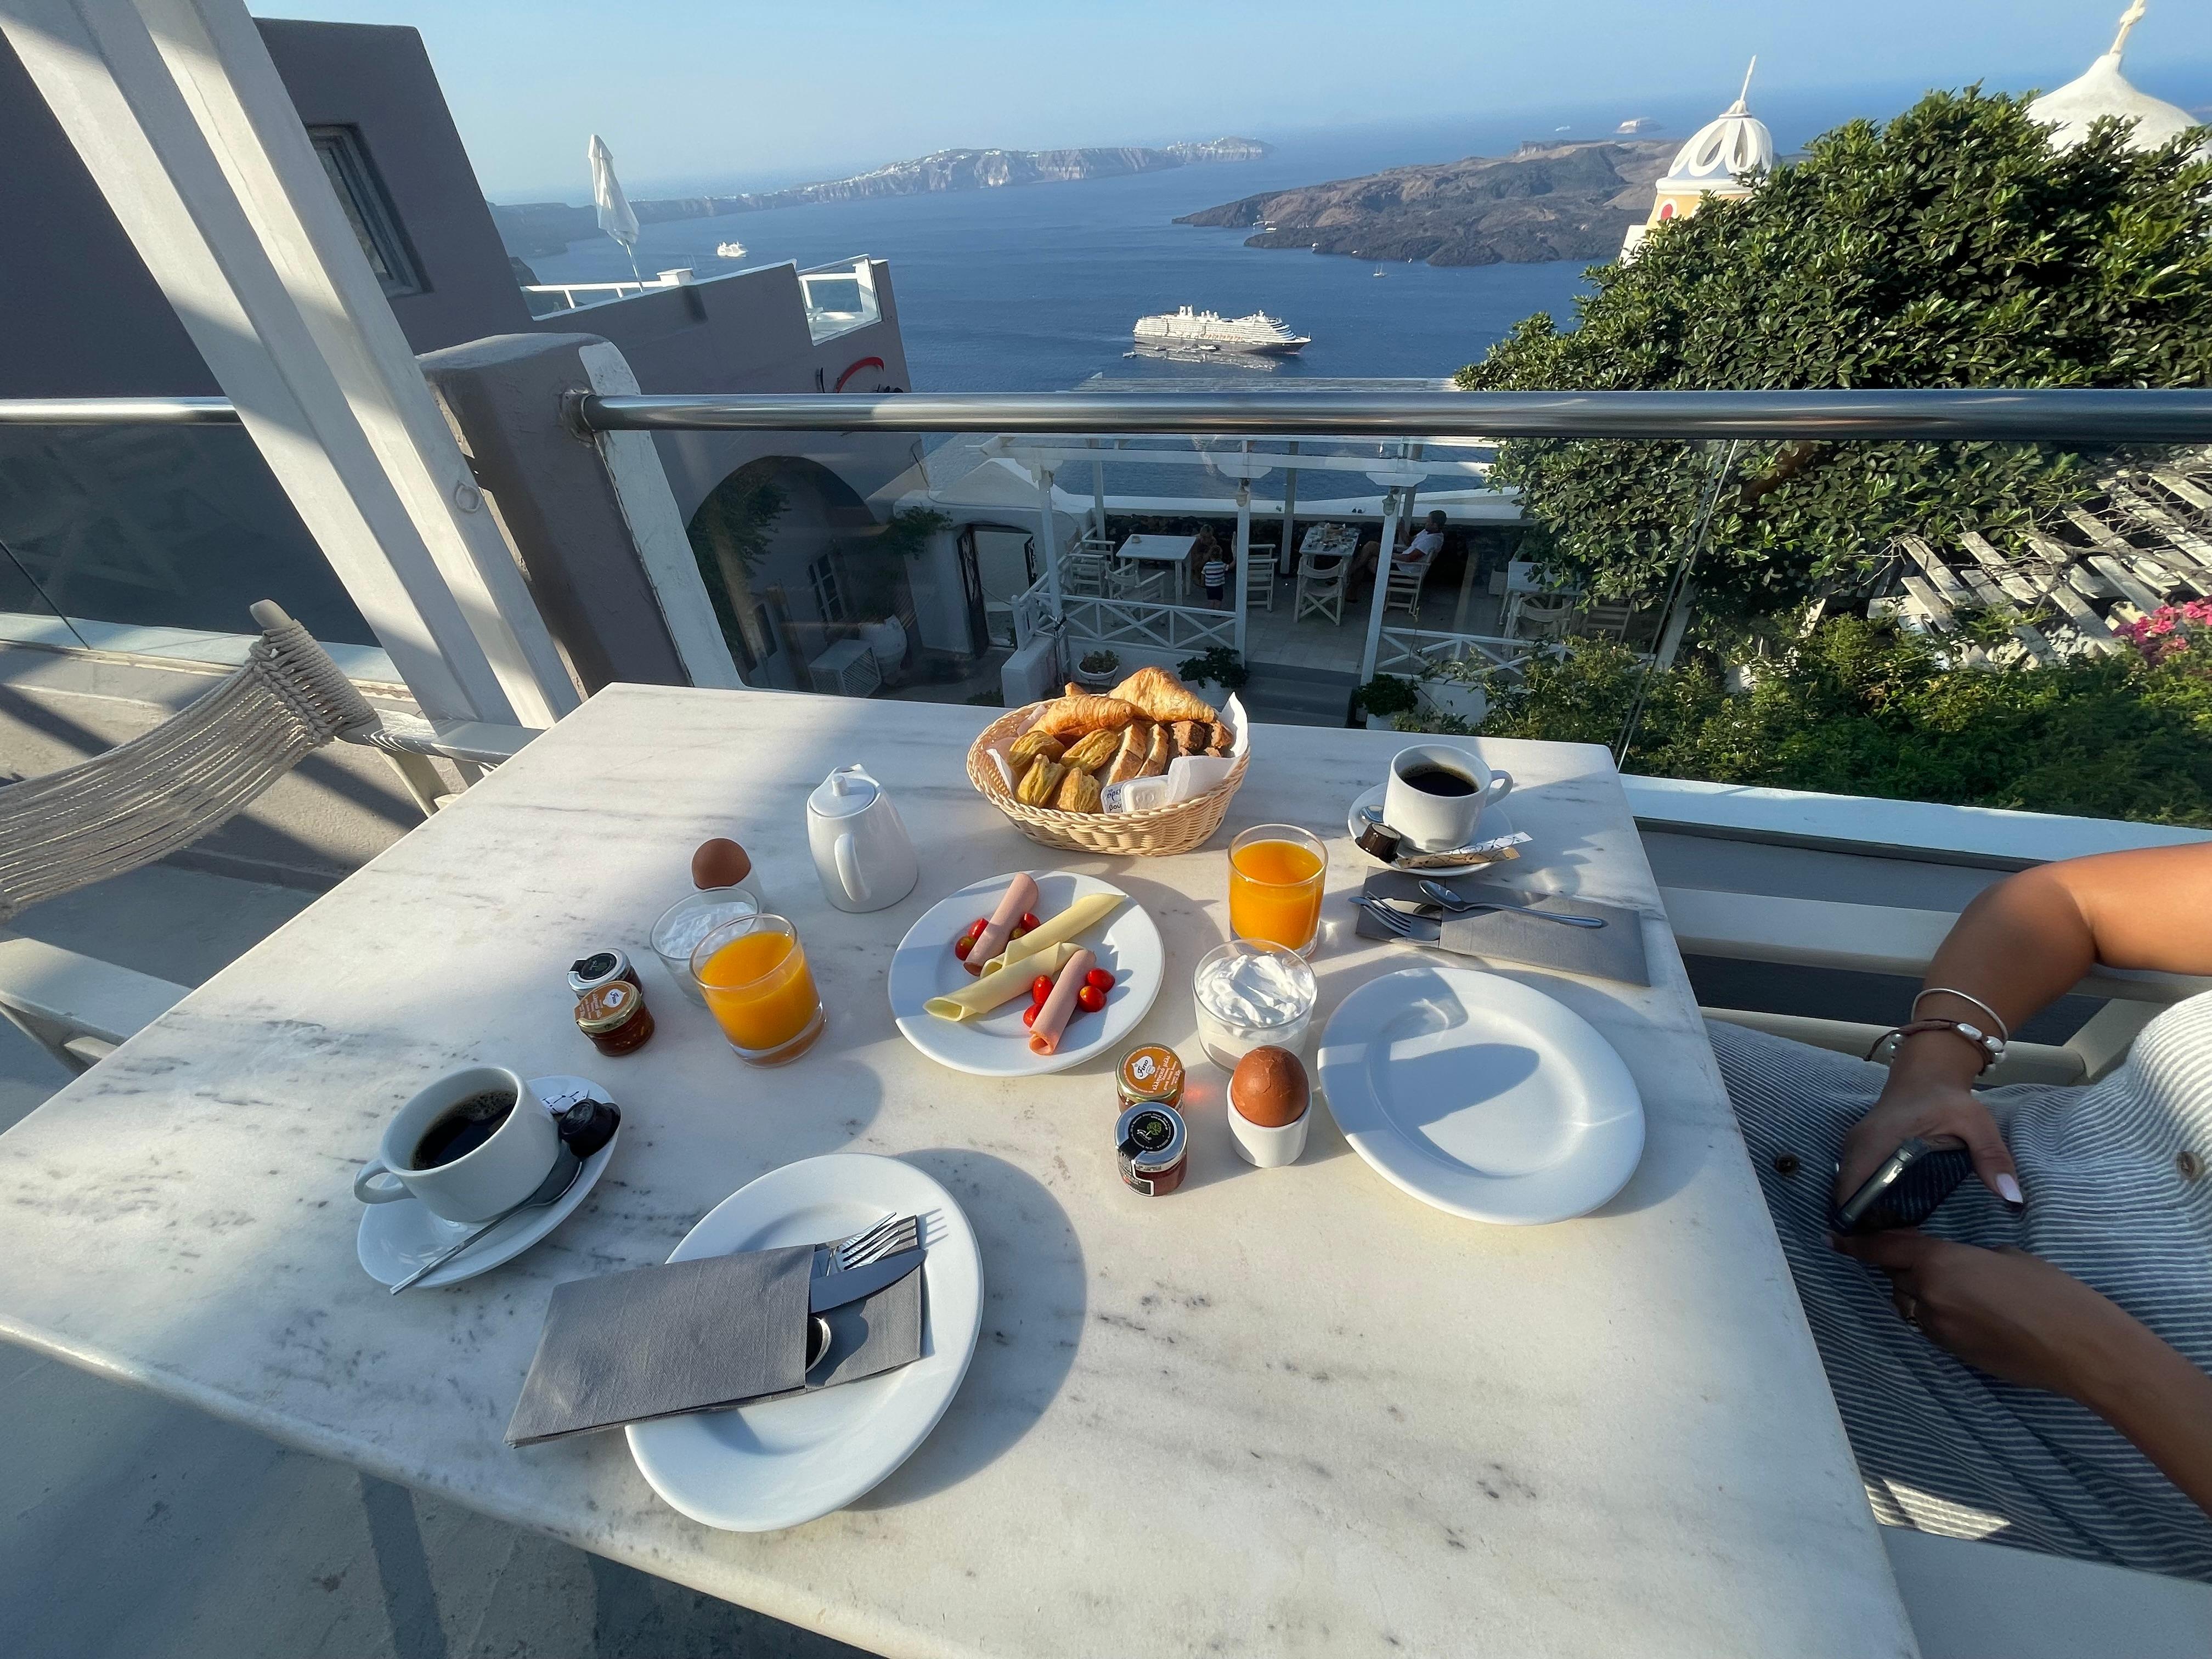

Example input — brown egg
[1229,1046,1308,1128]
[691,837,752,890]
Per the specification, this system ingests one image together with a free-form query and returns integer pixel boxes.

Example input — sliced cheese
[982,892,1123,976]
[925,942,1077,1023]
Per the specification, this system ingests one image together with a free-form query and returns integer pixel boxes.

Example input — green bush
[1479,620,2212,825]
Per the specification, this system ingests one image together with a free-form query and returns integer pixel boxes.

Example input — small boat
[715,240,748,260]
[1372,266,1386,277]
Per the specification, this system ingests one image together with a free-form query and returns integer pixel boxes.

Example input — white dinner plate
[1316,966,1643,1223]
[888,871,1161,1077]
[626,1153,983,1532]
[1346,783,1519,867]
[356,1075,619,1289]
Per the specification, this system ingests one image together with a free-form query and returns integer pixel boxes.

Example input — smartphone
[1831,1136,1974,1235]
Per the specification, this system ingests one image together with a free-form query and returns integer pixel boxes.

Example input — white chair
[1109,557,1169,602]
[1514,599,1577,642]
[1243,543,1279,612]
[1384,557,1429,620]
[1295,553,1348,625]
[0,601,529,1074]
[1577,600,1635,641]
[1063,551,1109,597]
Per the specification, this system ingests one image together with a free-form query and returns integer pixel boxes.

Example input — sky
[256,0,2212,201]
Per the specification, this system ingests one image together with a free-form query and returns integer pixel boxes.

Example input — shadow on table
[849,1148,1085,1509]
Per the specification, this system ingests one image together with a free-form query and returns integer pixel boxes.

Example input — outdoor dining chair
[1295,551,1348,625]
[1384,558,1428,620]
[1243,543,1279,611]
[0,601,528,1075]
[1513,599,1579,641]
[1109,558,1170,603]
[1063,551,1109,597]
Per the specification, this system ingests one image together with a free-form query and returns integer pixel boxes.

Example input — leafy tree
[1456,89,2212,616]
[688,477,788,670]
[1470,619,2212,825]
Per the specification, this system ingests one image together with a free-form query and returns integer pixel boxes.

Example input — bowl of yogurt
[1192,940,1317,1070]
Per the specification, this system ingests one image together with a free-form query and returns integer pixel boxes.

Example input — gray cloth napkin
[505,1244,923,1445]
[1356,873,1651,986]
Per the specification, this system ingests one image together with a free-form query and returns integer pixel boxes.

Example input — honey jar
[575,978,655,1056]
[1116,1043,1185,1110]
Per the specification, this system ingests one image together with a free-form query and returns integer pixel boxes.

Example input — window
[807,554,847,623]
[309,127,424,298]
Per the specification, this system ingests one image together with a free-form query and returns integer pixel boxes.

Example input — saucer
[356,1074,619,1290]
[1346,783,1521,868]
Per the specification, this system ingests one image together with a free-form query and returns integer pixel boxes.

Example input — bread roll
[1108,665,1218,724]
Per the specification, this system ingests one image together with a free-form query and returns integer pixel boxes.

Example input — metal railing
[12,388,2212,441]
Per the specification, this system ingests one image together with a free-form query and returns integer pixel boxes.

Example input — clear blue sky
[258,0,2212,200]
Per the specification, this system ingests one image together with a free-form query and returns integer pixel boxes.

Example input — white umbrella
[588,133,641,280]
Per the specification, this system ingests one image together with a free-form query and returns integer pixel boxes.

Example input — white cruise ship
[715,240,748,259]
[1132,305,1310,355]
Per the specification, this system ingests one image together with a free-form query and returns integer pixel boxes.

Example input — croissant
[1061,728,1122,772]
[1032,695,1139,737]
[1054,769,1103,813]
[1105,721,1155,785]
[1008,730,1065,767]
[1017,758,1066,806]
[1108,666,1218,725]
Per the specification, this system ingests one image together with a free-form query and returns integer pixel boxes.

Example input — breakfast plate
[627,1153,983,1532]
[888,871,1162,1077]
[356,1075,619,1289]
[1347,783,1519,868]
[1314,966,1643,1223]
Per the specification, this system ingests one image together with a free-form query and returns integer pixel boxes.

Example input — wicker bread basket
[966,702,1250,857]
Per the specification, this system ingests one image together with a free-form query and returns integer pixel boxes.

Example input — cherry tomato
[1008,926,1028,943]
[1084,968,1115,994]
[966,917,990,939]
[1030,975,1054,1005]
[1076,984,1106,1014]
[953,935,973,960]
[1021,1003,1040,1028]
[1019,912,1041,933]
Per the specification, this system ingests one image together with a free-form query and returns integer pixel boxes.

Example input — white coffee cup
[1381,743,1514,853]
[352,1065,556,1223]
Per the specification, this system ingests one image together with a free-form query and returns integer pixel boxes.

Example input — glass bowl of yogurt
[1192,939,1318,1070]
[651,887,761,1005]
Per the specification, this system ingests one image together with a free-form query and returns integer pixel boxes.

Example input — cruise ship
[1131,305,1310,354]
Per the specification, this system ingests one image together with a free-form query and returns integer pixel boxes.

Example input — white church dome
[1653,61,1775,197]
[2028,3,2199,152]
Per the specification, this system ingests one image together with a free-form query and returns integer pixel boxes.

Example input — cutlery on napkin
[1355,874,1651,986]
[505,1243,924,1446]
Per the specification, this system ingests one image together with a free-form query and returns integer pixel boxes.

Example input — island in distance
[1175,139,1674,267]
[493,137,1271,258]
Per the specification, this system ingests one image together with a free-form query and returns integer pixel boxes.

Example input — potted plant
[1416,657,1490,727]
[1074,648,1122,691]
[1350,674,1418,730]
[1176,646,1250,698]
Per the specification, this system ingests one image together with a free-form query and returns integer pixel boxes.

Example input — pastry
[1108,665,1218,725]
[1008,730,1064,767]
[1105,721,1155,785]
[1204,721,1233,753]
[1017,758,1066,806]
[1032,695,1140,737]
[1167,720,1206,757]
[1054,768,1103,812]
[1061,729,1121,772]
[1142,723,1172,777]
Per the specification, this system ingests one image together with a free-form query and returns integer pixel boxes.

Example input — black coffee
[410,1089,516,1170]
[1400,764,1477,798]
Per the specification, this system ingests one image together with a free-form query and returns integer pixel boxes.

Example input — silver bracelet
[1913,986,2011,1046]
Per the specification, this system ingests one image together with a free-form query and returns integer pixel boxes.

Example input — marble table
[0,689,1916,1659]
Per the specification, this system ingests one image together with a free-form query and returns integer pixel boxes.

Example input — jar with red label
[575,978,655,1056]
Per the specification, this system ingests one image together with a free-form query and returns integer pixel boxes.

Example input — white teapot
[806,764,918,913]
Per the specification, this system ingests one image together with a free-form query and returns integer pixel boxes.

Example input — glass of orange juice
[690,914,825,1065]
[1228,824,1328,956]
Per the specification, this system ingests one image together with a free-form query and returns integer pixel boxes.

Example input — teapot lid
[809,764,879,819]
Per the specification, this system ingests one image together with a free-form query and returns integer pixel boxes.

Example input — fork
[1417,879,1607,929]
[817,1213,918,1277]
[1354,896,1420,937]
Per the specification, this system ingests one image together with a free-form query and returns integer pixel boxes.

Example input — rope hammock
[0,601,381,922]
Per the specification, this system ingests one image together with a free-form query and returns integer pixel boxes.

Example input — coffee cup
[1381,743,1513,853]
[352,1065,557,1223]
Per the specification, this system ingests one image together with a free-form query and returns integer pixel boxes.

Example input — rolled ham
[1027,948,1096,1056]
[966,872,1039,977]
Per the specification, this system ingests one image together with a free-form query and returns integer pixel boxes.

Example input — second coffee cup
[1381,743,1514,852]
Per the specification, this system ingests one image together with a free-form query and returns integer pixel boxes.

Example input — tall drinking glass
[690,915,825,1065]
[1227,824,1327,956]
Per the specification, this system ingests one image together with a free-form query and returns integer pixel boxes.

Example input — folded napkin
[1356,873,1651,986]
[505,1245,923,1446]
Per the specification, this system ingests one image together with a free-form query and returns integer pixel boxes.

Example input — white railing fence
[1375,627,1560,679]
[1062,594,1235,655]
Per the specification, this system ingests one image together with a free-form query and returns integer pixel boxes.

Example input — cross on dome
[2028,2,2198,153]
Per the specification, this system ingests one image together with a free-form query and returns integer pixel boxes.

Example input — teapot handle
[833,832,870,905]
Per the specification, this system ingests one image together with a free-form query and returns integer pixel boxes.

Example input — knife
[810,1245,924,1312]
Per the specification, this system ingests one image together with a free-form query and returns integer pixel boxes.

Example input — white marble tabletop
[0,687,1915,1659]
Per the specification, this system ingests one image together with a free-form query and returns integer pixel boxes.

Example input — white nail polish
[1996,1173,2024,1206]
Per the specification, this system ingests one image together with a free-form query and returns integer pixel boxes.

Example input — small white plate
[356,1075,619,1289]
[1316,966,1643,1224]
[1347,782,1519,867]
[888,871,1161,1077]
[627,1153,983,1532]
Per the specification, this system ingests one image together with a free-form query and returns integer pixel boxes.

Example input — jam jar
[575,978,655,1056]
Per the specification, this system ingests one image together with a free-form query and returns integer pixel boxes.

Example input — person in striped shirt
[1711,844,2212,1579]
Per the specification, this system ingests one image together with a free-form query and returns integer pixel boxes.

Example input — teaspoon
[1417,879,1607,929]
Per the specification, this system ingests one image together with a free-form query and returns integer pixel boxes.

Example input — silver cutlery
[1355,895,1421,937]
[1417,879,1607,928]
[810,1244,926,1313]
[812,1213,918,1281]
[390,1148,584,1294]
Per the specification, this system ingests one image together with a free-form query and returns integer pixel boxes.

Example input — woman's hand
[1837,1060,2024,1209]
[1830,1232,2131,1400]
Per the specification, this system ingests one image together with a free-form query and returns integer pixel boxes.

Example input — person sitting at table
[1709,843,2212,1581]
[1352,511,1447,589]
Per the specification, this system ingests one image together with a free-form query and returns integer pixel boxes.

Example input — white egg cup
[1227,1104,1308,1169]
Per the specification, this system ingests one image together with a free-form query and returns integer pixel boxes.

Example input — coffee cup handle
[353,1159,411,1204]
[1485,769,1514,806]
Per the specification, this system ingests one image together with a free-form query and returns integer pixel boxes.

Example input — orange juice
[1229,831,1325,953]
[697,922,823,1061]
